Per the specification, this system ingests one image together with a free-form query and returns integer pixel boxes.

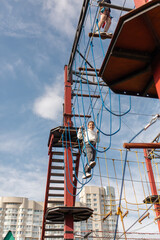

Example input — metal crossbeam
[99,2,133,12]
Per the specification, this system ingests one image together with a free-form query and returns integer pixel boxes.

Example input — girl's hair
[88,121,94,126]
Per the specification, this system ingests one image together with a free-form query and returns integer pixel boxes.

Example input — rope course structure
[41,0,160,239]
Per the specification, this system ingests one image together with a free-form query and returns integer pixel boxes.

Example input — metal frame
[144,149,160,232]
[68,0,90,77]
[64,65,74,239]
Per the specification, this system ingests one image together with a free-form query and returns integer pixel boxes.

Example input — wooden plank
[78,67,100,72]
[88,32,112,39]
[72,93,100,98]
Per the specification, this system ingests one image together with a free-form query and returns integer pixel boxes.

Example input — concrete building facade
[0,186,116,240]
[79,186,117,239]
[0,197,43,240]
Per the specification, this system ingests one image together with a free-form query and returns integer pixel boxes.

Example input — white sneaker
[104,32,112,35]
[95,30,102,34]
[89,161,96,168]
[82,172,92,179]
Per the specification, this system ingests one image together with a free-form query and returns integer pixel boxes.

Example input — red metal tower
[41,66,93,239]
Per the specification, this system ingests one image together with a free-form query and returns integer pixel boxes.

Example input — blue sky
[0,0,160,235]
[0,0,77,200]
[0,0,160,227]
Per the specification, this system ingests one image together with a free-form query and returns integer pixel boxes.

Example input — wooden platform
[143,195,160,204]
[89,32,112,39]
[48,126,81,148]
[99,0,160,98]
[45,206,93,222]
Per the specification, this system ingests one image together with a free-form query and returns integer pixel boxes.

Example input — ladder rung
[49,187,64,191]
[51,166,64,170]
[72,70,97,77]
[50,173,75,178]
[63,113,91,118]
[50,180,64,184]
[74,114,91,118]
[78,67,99,72]
[50,173,64,177]
[72,93,100,98]
[48,194,64,197]
[52,151,77,156]
[52,151,64,156]
[73,79,107,87]
[52,159,64,163]
[52,159,76,163]
[58,140,78,145]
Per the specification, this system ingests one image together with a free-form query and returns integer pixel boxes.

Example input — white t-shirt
[77,128,100,144]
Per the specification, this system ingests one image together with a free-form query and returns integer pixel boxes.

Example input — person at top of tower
[96,0,112,34]
[77,121,100,179]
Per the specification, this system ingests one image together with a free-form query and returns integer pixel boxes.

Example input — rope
[142,162,151,197]
[90,40,132,117]
[97,157,106,214]
[104,149,112,212]
[84,62,122,137]
[127,160,140,218]
[114,127,145,240]
[136,151,148,210]
[112,159,120,199]
[117,196,160,240]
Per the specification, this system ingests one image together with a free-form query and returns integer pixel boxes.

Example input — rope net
[62,0,160,238]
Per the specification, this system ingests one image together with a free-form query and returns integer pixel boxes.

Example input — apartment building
[0,197,43,240]
[79,186,117,239]
[0,186,116,240]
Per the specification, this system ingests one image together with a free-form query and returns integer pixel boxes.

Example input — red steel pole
[63,65,74,240]
[152,54,160,99]
[133,0,160,233]
[133,0,150,8]
[144,150,160,231]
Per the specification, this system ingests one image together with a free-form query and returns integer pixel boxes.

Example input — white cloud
[42,0,82,37]
[33,80,63,121]
[0,164,46,201]
[0,132,35,156]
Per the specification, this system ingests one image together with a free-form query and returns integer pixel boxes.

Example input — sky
[0,0,82,200]
[0,0,160,235]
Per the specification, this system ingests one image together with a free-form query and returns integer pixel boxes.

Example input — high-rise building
[0,197,43,240]
[79,186,117,239]
[0,186,116,240]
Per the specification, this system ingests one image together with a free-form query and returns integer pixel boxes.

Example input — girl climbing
[97,0,112,34]
[77,121,100,179]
